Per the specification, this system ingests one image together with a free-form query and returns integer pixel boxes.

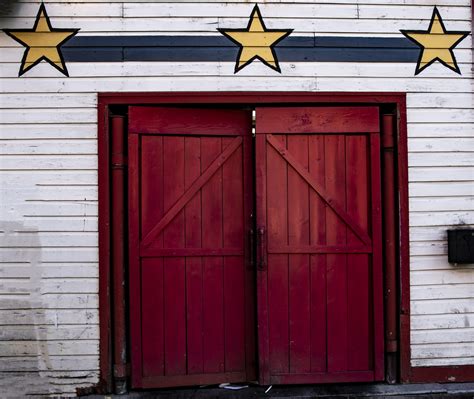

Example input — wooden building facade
[0,0,473,396]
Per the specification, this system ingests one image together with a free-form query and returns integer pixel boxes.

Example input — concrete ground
[84,382,474,398]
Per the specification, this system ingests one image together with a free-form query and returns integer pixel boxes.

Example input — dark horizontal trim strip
[62,35,420,63]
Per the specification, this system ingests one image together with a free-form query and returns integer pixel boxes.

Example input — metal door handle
[249,228,255,269]
[257,227,266,271]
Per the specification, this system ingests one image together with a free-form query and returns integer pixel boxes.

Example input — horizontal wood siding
[0,0,473,394]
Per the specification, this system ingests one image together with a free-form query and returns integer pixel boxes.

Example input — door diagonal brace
[142,136,243,248]
[266,134,372,246]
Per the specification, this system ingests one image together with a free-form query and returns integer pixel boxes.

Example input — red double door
[128,106,384,388]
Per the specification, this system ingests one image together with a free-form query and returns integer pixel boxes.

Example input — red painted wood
[270,371,374,384]
[100,94,411,391]
[141,372,247,388]
[255,133,270,385]
[242,135,257,382]
[308,135,327,373]
[140,248,243,257]
[223,138,245,372]
[326,135,348,373]
[201,137,225,374]
[370,132,385,381]
[256,106,383,385]
[162,136,186,376]
[128,133,142,387]
[287,135,311,374]
[129,108,254,388]
[129,107,251,135]
[266,134,289,376]
[141,258,164,377]
[141,136,242,248]
[266,135,371,246]
[346,135,370,372]
[408,365,474,383]
[184,136,204,375]
[257,107,379,134]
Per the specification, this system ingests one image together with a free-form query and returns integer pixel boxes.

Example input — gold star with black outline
[400,7,469,75]
[3,3,79,77]
[218,5,292,73]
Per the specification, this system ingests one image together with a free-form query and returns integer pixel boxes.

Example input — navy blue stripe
[62,35,419,62]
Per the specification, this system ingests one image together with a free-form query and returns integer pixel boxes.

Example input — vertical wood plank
[325,135,348,373]
[308,135,327,373]
[267,134,289,374]
[141,135,164,244]
[128,133,143,386]
[287,135,311,374]
[201,137,225,374]
[255,132,270,384]
[222,139,245,372]
[163,136,186,376]
[184,137,203,374]
[346,135,371,372]
[141,258,164,377]
[370,132,385,381]
[242,135,257,381]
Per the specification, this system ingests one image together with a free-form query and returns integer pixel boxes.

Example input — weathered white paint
[0,0,473,395]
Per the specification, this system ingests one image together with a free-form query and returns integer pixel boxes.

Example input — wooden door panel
[256,106,383,385]
[129,107,254,388]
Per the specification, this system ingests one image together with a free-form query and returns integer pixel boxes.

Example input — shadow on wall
[0,221,55,397]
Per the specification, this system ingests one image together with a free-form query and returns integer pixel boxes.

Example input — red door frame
[96,91,458,392]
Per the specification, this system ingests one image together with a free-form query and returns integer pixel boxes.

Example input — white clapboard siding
[0,325,99,341]
[411,255,474,271]
[0,356,99,372]
[412,328,474,344]
[411,298,474,314]
[408,153,474,167]
[411,270,474,286]
[0,155,98,170]
[0,279,97,294]
[408,123,474,138]
[410,182,474,197]
[409,211,473,227]
[412,343,474,359]
[0,16,470,34]
[0,1,473,395]
[410,197,474,212]
[410,226,472,242]
[0,124,97,140]
[1,61,472,80]
[13,0,473,5]
[412,358,474,367]
[411,285,474,301]
[0,264,99,279]
[0,340,99,357]
[0,309,99,325]
[411,313,474,329]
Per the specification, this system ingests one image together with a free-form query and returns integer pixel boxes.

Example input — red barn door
[255,107,384,384]
[128,107,256,388]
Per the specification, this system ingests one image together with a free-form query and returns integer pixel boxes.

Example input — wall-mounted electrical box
[448,229,474,264]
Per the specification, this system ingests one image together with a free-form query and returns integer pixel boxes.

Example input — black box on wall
[448,229,474,264]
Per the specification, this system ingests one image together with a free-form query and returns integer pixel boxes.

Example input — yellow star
[401,7,469,75]
[3,3,79,77]
[218,5,292,73]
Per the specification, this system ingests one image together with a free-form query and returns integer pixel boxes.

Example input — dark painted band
[63,35,419,62]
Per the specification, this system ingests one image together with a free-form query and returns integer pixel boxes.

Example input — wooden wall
[0,0,473,395]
